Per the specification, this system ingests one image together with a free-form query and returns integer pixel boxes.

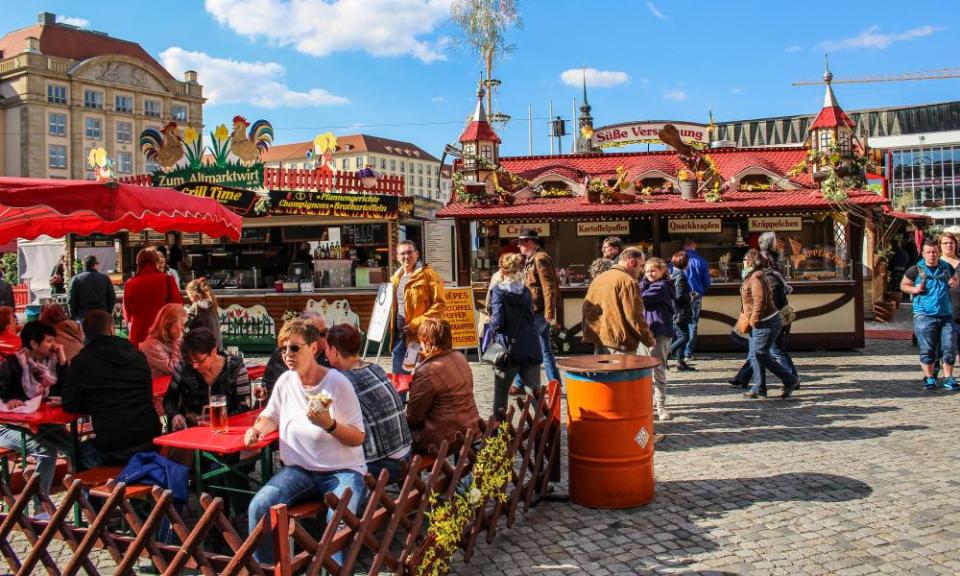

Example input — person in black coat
[68,255,117,323]
[489,253,543,417]
[63,310,161,468]
[669,251,694,371]
[0,266,14,308]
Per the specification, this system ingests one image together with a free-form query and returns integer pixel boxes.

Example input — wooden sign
[748,216,803,232]
[443,287,480,350]
[577,221,629,236]
[269,190,405,220]
[499,222,550,237]
[176,182,268,217]
[667,218,722,234]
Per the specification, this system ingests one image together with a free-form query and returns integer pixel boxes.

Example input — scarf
[15,349,57,399]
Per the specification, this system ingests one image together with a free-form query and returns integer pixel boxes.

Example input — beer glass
[203,395,229,434]
[252,382,267,408]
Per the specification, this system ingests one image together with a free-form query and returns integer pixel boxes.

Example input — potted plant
[678,168,698,200]
[586,178,606,203]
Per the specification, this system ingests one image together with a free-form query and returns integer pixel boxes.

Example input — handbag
[482,339,513,367]
[780,304,797,326]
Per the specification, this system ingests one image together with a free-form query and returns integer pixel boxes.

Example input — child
[640,257,675,421]
[185,278,221,349]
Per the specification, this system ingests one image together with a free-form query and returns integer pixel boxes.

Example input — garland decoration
[417,422,514,576]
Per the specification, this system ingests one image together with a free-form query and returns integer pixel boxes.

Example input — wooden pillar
[848,214,865,346]
[456,219,472,286]
[64,234,74,284]
[651,216,662,258]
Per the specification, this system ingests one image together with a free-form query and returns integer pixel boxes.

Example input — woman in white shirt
[244,318,366,564]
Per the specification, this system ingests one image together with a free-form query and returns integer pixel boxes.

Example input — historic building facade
[0,12,204,179]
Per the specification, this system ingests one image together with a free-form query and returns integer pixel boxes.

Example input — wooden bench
[74,466,152,500]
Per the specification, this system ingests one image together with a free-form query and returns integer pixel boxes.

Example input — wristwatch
[324,419,338,434]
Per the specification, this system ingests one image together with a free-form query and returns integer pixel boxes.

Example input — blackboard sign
[240,228,270,243]
[281,226,328,242]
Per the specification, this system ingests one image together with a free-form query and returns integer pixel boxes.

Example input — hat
[517,229,540,240]
[759,231,777,252]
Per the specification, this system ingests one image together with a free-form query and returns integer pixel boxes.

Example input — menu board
[443,287,479,350]
[423,220,456,284]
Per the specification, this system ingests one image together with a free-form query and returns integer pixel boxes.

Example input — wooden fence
[0,384,561,575]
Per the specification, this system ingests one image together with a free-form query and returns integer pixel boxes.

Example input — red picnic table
[153,409,277,495]
[0,401,86,470]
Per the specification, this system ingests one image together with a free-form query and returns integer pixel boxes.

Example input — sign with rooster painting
[140,115,274,189]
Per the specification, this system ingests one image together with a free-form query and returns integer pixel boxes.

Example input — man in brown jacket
[582,247,655,354]
[406,318,480,455]
[517,229,562,384]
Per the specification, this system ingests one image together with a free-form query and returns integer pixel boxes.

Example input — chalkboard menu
[240,228,270,243]
[282,226,328,242]
[341,224,386,246]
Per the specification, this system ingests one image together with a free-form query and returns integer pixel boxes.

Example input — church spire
[575,68,596,153]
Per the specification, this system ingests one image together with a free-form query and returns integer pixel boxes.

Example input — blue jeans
[914,314,956,366]
[534,315,561,385]
[367,453,411,487]
[391,316,408,375]
[684,295,703,359]
[248,465,365,564]
[735,329,797,386]
[0,424,72,498]
[748,315,798,394]
[670,321,691,359]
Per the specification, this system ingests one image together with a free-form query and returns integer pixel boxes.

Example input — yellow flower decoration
[184,127,199,143]
[581,125,594,139]
[87,148,107,168]
[213,124,229,142]
[313,132,337,155]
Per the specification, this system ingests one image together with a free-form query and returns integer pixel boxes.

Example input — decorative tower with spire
[806,55,855,175]
[575,70,596,153]
[458,77,501,184]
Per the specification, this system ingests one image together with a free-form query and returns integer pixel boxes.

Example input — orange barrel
[557,355,660,508]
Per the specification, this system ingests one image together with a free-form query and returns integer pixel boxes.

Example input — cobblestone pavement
[9,337,959,575]
[459,338,960,575]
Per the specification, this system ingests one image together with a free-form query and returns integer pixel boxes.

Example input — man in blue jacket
[679,238,711,361]
[901,237,959,390]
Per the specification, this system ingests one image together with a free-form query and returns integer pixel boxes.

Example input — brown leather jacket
[740,271,777,327]
[523,248,559,322]
[582,266,655,352]
[406,350,480,455]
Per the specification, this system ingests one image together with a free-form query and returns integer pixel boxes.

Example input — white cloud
[204,0,452,63]
[785,45,804,53]
[56,15,90,27]
[560,68,629,88]
[816,25,942,51]
[431,96,445,103]
[159,47,349,108]
[646,2,666,19]
[731,87,743,94]
[664,89,688,101]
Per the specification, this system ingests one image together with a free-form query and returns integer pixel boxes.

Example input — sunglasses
[280,343,304,355]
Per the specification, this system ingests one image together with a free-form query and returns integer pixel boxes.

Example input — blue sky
[7,0,959,158]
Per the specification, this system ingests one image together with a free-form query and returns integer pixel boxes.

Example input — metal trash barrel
[557,354,660,508]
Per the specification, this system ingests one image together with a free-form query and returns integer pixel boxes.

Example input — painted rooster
[139,122,184,171]
[229,116,273,166]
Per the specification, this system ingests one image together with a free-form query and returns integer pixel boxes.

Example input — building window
[83,89,103,109]
[418,176,423,187]
[48,145,67,168]
[48,113,66,137]
[341,158,349,170]
[116,121,132,144]
[427,177,432,189]
[400,161,405,172]
[418,163,423,174]
[409,163,415,173]
[817,130,831,152]
[480,145,493,161]
[117,151,133,174]
[115,94,133,113]
[85,117,102,139]
[355,156,364,168]
[380,158,386,170]
[84,147,96,179]
[144,100,161,118]
[172,104,188,122]
[47,84,67,104]
[390,159,396,171]
[146,158,160,174]
[436,166,440,176]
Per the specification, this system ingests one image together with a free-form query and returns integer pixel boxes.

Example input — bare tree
[449,0,522,112]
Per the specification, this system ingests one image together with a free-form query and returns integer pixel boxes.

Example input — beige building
[0,12,203,179]
[262,134,452,202]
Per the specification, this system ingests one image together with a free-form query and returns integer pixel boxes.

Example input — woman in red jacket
[123,248,183,348]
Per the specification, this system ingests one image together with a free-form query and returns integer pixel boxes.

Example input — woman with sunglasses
[244,318,366,564]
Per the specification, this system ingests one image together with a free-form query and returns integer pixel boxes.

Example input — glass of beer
[204,395,229,434]
[252,382,267,408]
